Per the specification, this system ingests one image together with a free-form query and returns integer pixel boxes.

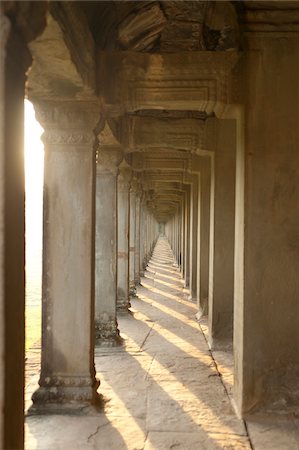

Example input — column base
[28,375,100,415]
[134,275,141,286]
[117,297,131,314]
[208,335,233,352]
[129,282,137,298]
[95,319,123,347]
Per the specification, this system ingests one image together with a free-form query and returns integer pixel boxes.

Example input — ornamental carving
[33,101,101,131]
[42,129,95,147]
[95,319,120,342]
[39,374,94,387]
[99,51,239,117]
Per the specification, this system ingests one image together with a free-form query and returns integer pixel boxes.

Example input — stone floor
[25,237,299,450]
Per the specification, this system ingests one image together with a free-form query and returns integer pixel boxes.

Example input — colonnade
[1,2,299,449]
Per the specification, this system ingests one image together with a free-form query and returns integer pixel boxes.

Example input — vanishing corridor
[25,238,251,449]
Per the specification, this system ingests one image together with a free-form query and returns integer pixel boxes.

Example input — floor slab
[25,237,299,450]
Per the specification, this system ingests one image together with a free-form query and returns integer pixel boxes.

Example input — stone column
[208,120,236,350]
[234,34,299,416]
[181,195,186,278]
[0,10,33,448]
[139,196,146,277]
[30,101,100,413]
[190,174,199,301]
[199,157,211,316]
[134,185,142,285]
[129,176,137,297]
[184,185,191,289]
[95,146,123,345]
[117,160,132,313]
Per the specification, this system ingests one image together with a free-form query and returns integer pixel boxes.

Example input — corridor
[24,238,298,450]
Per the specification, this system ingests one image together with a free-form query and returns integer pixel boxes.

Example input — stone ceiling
[28,1,299,222]
[79,1,239,52]
[77,0,240,221]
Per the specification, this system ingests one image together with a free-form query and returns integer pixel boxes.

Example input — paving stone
[24,238,295,450]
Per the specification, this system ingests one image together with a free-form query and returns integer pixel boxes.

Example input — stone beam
[98,51,239,117]
[122,116,208,152]
[28,3,96,101]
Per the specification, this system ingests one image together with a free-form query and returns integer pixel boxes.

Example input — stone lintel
[98,51,239,117]
[243,6,299,33]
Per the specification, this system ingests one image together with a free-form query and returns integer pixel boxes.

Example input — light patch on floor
[25,237,299,450]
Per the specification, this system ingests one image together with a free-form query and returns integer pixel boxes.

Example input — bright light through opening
[24,99,44,350]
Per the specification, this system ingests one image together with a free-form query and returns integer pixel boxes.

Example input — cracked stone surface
[25,238,299,449]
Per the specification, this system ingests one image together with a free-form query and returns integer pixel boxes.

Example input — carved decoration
[95,319,120,342]
[99,51,239,117]
[33,101,101,152]
[42,130,95,147]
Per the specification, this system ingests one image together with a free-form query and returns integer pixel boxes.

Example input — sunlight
[138,350,245,448]
[138,293,199,330]
[136,308,212,365]
[153,276,182,292]
[148,261,179,275]
[96,374,146,444]
[122,311,246,448]
[24,99,44,350]
[155,271,184,283]
[142,281,197,308]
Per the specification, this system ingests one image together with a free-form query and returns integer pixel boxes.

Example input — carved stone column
[117,160,132,312]
[134,184,142,285]
[95,146,123,345]
[129,175,137,297]
[30,101,100,413]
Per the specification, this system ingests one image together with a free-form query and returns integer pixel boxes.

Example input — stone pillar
[190,174,199,302]
[184,185,191,289]
[134,185,142,285]
[117,160,132,313]
[181,195,186,278]
[178,205,182,269]
[234,34,299,416]
[174,212,179,264]
[199,157,211,316]
[139,196,146,277]
[0,10,33,448]
[95,146,123,345]
[208,119,236,349]
[30,101,100,413]
[129,176,137,297]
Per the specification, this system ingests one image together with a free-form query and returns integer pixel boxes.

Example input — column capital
[33,100,102,151]
[96,145,123,176]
